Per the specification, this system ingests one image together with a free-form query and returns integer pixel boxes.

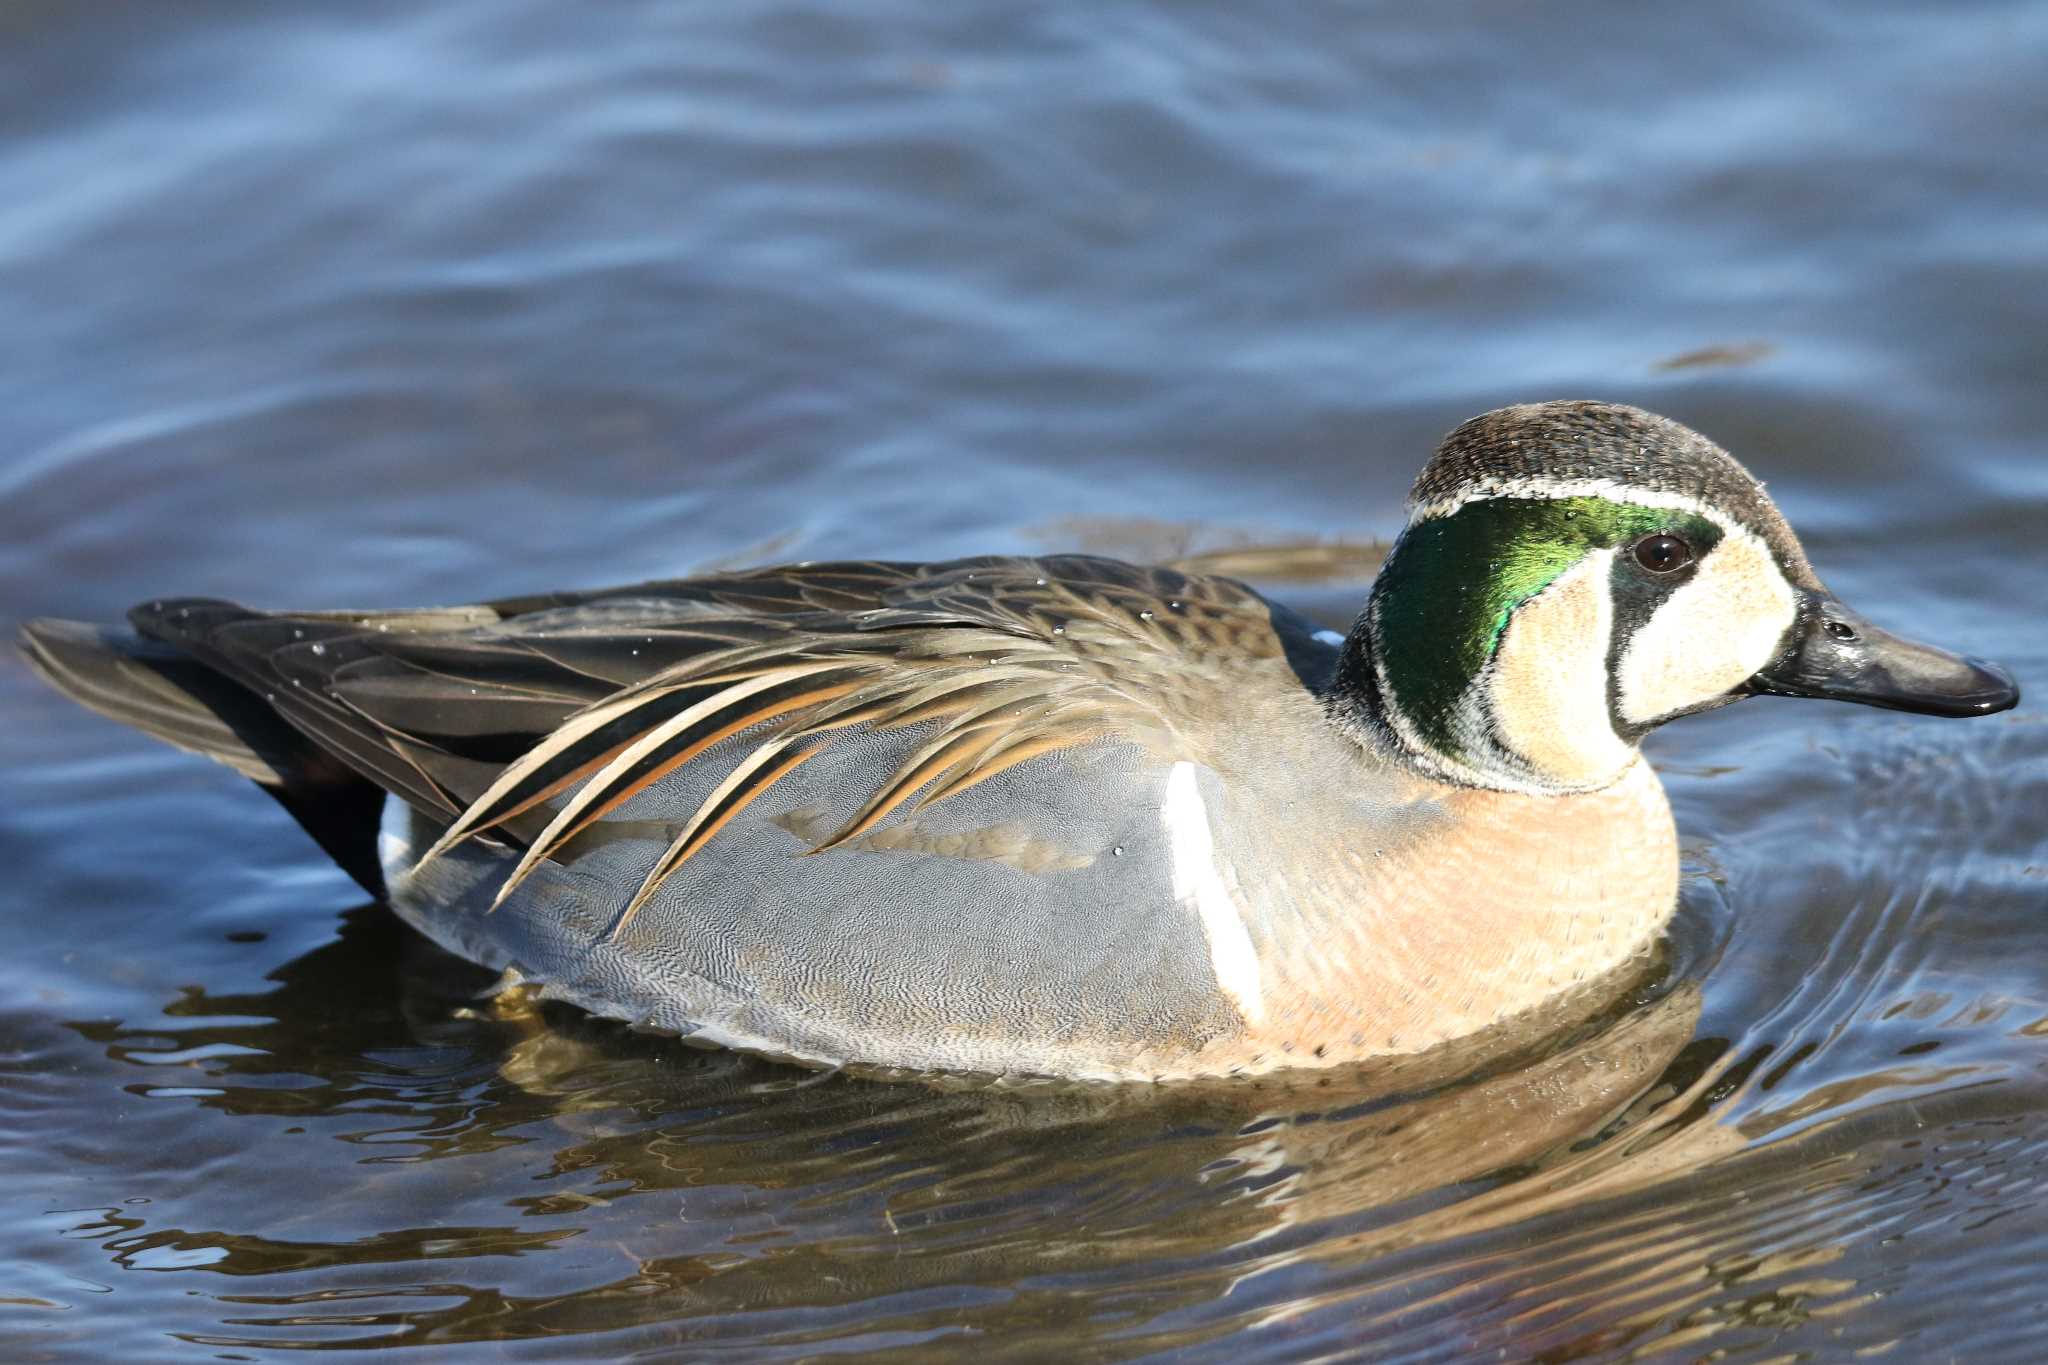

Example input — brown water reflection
[44,908,1712,1355]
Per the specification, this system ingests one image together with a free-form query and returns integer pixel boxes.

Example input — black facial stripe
[1605,554,1697,743]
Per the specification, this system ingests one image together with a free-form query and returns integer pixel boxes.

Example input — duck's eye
[1632,533,1694,574]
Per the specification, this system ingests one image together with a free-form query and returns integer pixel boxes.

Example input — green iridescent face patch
[1371,496,1724,760]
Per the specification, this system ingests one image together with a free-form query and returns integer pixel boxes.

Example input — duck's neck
[1325,569,1641,798]
[1322,616,1515,791]
[1323,619,1403,754]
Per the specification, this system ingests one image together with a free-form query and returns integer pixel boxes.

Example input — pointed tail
[19,618,388,896]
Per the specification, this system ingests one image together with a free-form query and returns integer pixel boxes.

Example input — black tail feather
[19,617,389,897]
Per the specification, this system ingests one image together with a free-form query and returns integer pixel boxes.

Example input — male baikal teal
[21,401,2018,1081]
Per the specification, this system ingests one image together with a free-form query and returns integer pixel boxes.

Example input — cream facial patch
[1617,526,1798,726]
[1485,549,1636,789]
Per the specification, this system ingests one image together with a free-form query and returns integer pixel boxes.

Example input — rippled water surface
[3,3,2046,1359]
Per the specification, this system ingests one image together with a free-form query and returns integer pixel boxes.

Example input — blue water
[2,2,2045,1359]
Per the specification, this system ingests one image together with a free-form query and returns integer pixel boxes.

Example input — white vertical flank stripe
[1162,761,1265,1025]
[377,793,414,879]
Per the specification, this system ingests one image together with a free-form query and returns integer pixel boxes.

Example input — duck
[19,400,2018,1082]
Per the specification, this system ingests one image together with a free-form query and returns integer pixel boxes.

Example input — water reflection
[53,906,1717,1353]
[30,779,2043,1360]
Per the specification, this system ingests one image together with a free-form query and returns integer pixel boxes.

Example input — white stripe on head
[1408,477,1723,528]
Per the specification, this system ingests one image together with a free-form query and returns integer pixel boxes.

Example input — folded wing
[90,556,1286,935]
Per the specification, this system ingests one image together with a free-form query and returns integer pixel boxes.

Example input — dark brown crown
[1410,401,1819,587]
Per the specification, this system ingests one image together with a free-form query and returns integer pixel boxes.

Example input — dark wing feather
[130,603,471,819]
[117,557,1287,937]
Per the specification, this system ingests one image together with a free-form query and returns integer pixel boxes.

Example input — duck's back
[25,555,1365,1080]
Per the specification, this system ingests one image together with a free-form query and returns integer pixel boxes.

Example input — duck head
[1343,400,2019,795]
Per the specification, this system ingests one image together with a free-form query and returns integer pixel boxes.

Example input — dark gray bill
[1745,593,2019,717]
